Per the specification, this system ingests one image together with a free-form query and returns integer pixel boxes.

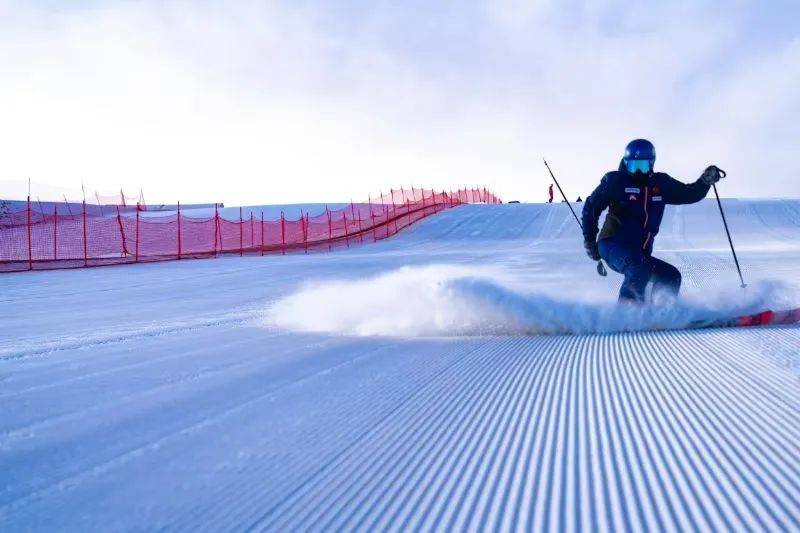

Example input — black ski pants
[598,239,682,303]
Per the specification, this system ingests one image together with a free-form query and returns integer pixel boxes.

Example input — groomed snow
[1,199,799,530]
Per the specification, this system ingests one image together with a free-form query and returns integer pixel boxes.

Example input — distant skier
[576,196,583,202]
[582,139,724,303]
[547,184,554,203]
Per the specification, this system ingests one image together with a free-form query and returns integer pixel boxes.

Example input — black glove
[700,165,726,185]
[585,240,601,261]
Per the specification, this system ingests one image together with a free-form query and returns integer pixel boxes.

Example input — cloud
[0,0,797,204]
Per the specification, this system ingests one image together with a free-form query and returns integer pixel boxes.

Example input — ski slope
[2,199,799,531]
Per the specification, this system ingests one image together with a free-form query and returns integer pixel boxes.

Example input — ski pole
[710,167,746,288]
[543,158,607,277]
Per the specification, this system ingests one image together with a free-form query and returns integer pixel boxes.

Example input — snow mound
[265,265,796,336]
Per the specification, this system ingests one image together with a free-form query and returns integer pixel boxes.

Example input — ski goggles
[625,159,653,174]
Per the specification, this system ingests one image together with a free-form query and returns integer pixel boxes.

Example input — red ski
[687,307,800,330]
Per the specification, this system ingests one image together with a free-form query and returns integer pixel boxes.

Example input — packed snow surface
[2,199,800,531]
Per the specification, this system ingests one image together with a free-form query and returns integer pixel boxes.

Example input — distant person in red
[547,184,554,203]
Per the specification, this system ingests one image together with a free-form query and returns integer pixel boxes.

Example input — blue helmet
[623,139,656,175]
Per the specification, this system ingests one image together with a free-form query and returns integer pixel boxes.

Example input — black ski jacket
[582,161,710,254]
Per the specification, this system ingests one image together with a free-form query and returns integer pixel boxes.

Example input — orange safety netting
[1,187,500,273]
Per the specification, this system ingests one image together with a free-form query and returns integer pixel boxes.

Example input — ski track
[1,200,799,531]
[252,330,800,532]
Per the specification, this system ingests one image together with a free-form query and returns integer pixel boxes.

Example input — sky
[1,0,798,205]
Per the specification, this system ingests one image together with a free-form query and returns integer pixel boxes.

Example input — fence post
[82,200,88,267]
[53,204,58,260]
[239,207,243,257]
[280,211,286,255]
[356,202,364,243]
[135,209,140,262]
[302,211,308,254]
[343,211,350,248]
[213,204,219,258]
[116,205,128,256]
[349,201,357,242]
[391,192,398,233]
[177,201,182,260]
[326,205,332,251]
[26,196,32,270]
[370,196,377,242]
[261,211,265,256]
[368,195,376,242]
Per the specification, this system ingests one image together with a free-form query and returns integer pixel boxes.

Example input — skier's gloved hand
[585,240,601,261]
[700,165,726,185]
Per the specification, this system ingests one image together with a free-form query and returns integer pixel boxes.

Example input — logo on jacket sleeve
[625,187,641,193]
[628,194,638,201]
[652,186,661,194]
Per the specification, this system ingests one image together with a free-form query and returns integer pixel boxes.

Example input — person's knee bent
[671,267,682,290]
[658,261,682,290]
[626,262,651,284]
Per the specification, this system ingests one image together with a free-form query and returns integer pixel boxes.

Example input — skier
[547,184,554,203]
[582,139,724,303]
